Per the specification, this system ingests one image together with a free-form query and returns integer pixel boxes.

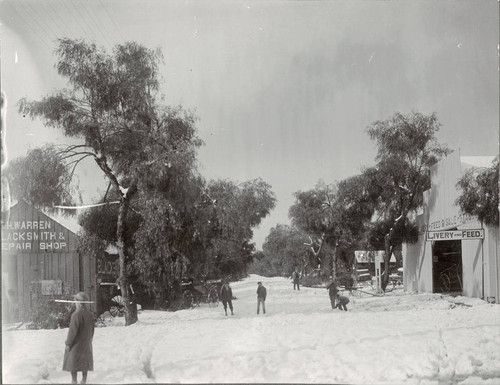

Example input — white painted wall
[403,152,499,301]
[460,220,484,298]
[485,227,500,302]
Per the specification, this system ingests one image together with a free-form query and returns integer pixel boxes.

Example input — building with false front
[403,152,499,303]
[1,201,119,321]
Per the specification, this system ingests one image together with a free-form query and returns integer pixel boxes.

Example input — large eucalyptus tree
[19,39,202,325]
[456,157,499,227]
[366,112,450,290]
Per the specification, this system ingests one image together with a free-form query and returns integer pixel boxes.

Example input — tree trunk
[116,193,138,326]
[331,245,338,280]
[382,211,408,291]
[394,245,403,268]
[382,233,394,291]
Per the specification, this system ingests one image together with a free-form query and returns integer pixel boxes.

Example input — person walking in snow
[292,269,300,290]
[327,280,338,309]
[257,281,267,314]
[335,293,350,311]
[63,292,94,384]
[220,281,234,316]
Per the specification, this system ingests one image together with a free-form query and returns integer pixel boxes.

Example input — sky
[3,274,500,383]
[1,0,499,248]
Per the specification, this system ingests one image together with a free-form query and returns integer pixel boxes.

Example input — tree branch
[304,234,324,257]
[65,154,93,181]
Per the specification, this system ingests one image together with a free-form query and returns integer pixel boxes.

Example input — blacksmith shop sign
[426,229,484,242]
[1,220,69,252]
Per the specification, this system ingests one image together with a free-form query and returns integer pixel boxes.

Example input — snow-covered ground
[2,274,500,384]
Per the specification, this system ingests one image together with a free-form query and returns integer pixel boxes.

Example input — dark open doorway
[432,239,463,293]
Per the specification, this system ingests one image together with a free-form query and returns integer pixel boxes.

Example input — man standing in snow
[292,269,300,290]
[220,281,234,316]
[63,292,94,384]
[327,280,338,309]
[257,281,267,314]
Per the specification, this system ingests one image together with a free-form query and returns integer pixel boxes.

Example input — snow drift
[2,274,500,384]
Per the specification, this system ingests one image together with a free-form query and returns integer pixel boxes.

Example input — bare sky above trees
[2,0,498,248]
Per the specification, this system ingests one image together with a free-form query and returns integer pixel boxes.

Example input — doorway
[432,239,463,293]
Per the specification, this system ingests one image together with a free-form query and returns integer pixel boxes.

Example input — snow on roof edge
[460,156,496,169]
[4,199,82,235]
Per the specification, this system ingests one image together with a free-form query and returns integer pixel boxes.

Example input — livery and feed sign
[426,229,484,242]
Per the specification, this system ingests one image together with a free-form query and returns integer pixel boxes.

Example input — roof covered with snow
[48,210,82,234]
[460,155,496,170]
[4,199,82,234]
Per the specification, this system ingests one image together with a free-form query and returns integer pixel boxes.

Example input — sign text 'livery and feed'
[426,229,485,241]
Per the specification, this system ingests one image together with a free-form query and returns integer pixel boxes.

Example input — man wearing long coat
[63,292,94,384]
[327,281,338,309]
[257,281,267,314]
[220,282,234,316]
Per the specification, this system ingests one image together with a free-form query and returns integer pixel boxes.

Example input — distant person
[257,281,267,314]
[292,269,300,290]
[220,281,234,316]
[335,293,350,311]
[63,292,94,384]
[327,280,338,309]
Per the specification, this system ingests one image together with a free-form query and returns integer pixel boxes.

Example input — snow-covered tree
[289,177,374,280]
[366,111,450,290]
[203,178,277,280]
[3,145,79,213]
[456,156,499,227]
[289,181,344,279]
[131,176,276,307]
[259,224,311,277]
[18,39,203,325]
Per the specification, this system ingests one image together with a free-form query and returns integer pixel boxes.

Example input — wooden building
[403,152,499,302]
[1,201,97,320]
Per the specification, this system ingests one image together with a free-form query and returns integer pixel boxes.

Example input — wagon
[98,282,136,317]
[109,294,126,317]
[181,278,221,308]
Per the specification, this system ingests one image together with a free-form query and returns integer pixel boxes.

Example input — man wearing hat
[326,280,338,309]
[63,292,94,384]
[256,281,267,314]
[219,280,234,316]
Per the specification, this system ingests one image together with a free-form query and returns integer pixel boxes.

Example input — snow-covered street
[2,274,500,384]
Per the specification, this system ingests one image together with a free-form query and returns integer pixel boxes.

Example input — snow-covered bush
[27,297,74,329]
[301,275,324,288]
[24,282,76,329]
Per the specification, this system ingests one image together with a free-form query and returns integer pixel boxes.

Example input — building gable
[1,201,78,254]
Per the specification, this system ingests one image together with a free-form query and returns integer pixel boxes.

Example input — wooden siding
[404,152,500,301]
[14,252,81,315]
[81,252,97,312]
[1,201,97,317]
[486,228,500,302]
[422,152,476,233]
[2,201,78,254]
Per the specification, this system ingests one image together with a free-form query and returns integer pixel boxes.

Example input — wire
[80,0,114,48]
[54,201,120,209]
[90,1,118,46]
[24,1,59,48]
[98,0,125,42]
[37,1,66,45]
[73,1,100,42]
[6,2,52,50]
[46,0,77,41]
[60,0,90,40]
